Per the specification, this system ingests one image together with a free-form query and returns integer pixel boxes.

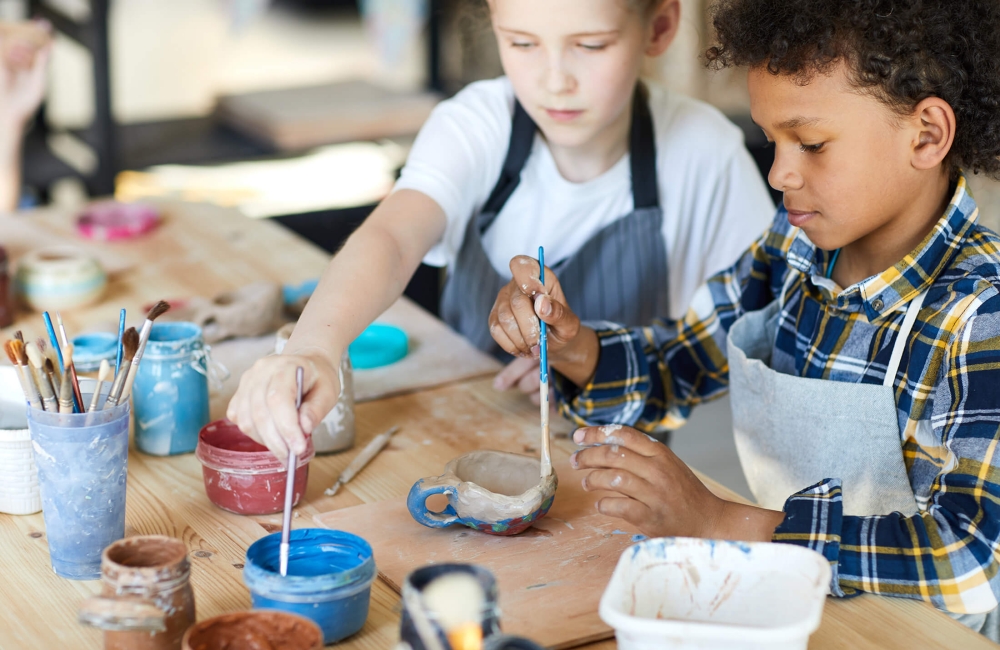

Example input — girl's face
[490,0,676,150]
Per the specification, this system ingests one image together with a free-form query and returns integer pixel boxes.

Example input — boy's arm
[774,302,1000,613]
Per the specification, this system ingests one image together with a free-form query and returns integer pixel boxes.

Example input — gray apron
[728,271,999,639]
[440,84,669,359]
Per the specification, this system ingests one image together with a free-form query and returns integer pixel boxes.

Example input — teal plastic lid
[349,323,408,369]
[71,332,118,372]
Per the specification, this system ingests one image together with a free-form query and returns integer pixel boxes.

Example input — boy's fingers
[572,425,663,457]
[510,291,541,348]
[493,356,537,390]
[595,496,651,527]
[509,256,544,294]
[494,301,529,354]
[535,294,579,342]
[517,365,541,394]
[571,443,665,486]
[582,469,652,502]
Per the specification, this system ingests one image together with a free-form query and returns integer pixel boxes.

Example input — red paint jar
[195,420,314,515]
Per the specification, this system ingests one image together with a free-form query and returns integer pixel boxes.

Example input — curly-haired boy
[487,0,1000,638]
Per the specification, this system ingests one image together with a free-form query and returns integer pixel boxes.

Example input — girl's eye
[799,142,825,153]
[579,43,607,51]
[511,41,536,49]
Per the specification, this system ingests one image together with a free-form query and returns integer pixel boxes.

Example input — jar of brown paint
[79,536,196,650]
[182,611,324,650]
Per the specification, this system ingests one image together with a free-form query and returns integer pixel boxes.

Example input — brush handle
[11,364,33,407]
[68,365,84,414]
[115,309,126,376]
[537,246,551,478]
[120,320,153,402]
[105,360,132,409]
[88,380,105,413]
[58,370,75,413]
[538,247,548,384]
[35,367,57,412]
[42,312,65,369]
[19,364,44,411]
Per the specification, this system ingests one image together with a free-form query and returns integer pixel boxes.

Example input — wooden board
[354,298,503,402]
[216,80,440,151]
[315,455,639,649]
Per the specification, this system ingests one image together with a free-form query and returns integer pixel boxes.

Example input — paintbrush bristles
[13,330,23,343]
[25,342,44,369]
[58,348,74,413]
[4,341,31,406]
[4,340,17,366]
[122,328,139,361]
[147,300,170,322]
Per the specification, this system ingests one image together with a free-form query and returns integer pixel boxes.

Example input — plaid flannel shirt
[555,175,1000,613]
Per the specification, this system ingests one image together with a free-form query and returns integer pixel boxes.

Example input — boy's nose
[767,149,804,193]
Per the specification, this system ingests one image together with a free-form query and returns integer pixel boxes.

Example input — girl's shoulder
[429,76,515,133]
[644,83,746,162]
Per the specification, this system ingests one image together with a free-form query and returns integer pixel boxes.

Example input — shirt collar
[784,173,979,321]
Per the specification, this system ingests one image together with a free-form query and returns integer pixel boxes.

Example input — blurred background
[7,0,999,498]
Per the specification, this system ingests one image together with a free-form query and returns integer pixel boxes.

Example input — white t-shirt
[394,77,775,319]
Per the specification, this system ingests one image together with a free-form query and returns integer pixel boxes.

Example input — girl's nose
[544,54,577,95]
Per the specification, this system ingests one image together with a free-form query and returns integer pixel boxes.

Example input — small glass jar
[133,322,212,456]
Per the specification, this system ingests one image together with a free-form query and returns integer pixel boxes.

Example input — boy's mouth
[786,209,819,227]
[545,109,584,123]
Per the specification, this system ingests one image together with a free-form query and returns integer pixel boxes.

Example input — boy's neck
[831,171,953,290]
[543,96,633,184]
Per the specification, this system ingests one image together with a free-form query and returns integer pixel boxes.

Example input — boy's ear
[646,0,681,57]
[910,97,956,171]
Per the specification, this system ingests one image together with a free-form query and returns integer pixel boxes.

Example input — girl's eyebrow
[496,27,621,38]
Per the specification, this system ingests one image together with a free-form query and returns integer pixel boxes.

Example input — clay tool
[58,345,76,414]
[115,308,125,376]
[280,365,305,577]
[26,342,58,412]
[5,340,39,409]
[538,246,552,478]
[104,328,139,409]
[324,426,400,496]
[88,360,112,413]
[56,312,84,412]
[120,300,170,401]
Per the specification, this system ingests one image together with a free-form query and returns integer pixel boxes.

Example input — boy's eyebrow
[775,116,825,129]
[496,26,620,38]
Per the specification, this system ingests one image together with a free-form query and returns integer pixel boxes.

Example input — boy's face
[490,0,676,150]
[748,63,926,252]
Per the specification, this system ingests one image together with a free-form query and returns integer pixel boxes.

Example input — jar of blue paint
[133,322,211,456]
[244,529,376,645]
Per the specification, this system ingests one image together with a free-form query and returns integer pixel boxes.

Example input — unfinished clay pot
[181,611,323,650]
[165,282,284,344]
[407,450,557,536]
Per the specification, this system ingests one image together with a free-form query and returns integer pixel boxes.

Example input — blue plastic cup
[244,529,376,644]
[27,393,129,580]
[133,322,210,456]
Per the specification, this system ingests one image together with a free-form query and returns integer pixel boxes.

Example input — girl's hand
[570,425,785,541]
[0,21,51,127]
[489,255,581,359]
[226,348,341,462]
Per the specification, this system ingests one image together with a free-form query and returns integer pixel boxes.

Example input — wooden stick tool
[325,426,400,496]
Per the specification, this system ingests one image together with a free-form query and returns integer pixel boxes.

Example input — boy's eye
[799,142,825,153]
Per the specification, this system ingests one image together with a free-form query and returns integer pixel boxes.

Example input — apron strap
[882,290,928,388]
[478,83,660,234]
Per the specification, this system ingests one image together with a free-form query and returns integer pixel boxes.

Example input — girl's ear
[909,97,956,172]
[646,0,681,57]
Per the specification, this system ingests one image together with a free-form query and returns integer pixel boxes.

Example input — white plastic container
[0,366,41,515]
[599,537,831,650]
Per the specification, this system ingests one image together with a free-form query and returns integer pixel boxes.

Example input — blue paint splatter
[611,529,630,535]
[631,534,647,542]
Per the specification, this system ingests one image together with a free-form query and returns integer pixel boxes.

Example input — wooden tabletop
[0,202,992,649]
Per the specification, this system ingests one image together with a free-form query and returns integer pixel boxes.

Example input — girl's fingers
[572,425,664,457]
[267,366,308,456]
[250,382,291,461]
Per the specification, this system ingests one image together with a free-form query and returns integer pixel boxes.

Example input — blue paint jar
[133,322,211,456]
[244,529,376,645]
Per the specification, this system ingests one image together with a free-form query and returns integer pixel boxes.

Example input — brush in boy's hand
[5,340,38,409]
[121,301,170,402]
[105,328,139,409]
[58,345,76,414]
[9,340,43,410]
[88,360,112,413]
[26,342,57,412]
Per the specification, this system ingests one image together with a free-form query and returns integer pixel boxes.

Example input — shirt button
[872,298,884,311]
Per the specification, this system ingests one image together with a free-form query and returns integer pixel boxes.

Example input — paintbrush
[5,340,38,409]
[13,330,23,343]
[104,328,139,409]
[36,338,61,389]
[88,360,112,413]
[58,345,75,414]
[538,246,552,478]
[325,426,400,496]
[120,301,170,402]
[44,358,60,400]
[10,340,43,410]
[115,308,126,377]
[26,342,58,412]
[280,366,305,578]
[55,312,84,412]
[42,312,64,368]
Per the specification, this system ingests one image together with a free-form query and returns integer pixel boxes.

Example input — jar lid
[72,332,118,372]
[349,323,408,369]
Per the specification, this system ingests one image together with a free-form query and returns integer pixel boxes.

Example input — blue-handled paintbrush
[115,308,126,376]
[538,246,552,478]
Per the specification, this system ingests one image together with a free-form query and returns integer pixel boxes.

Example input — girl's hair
[705,0,1000,179]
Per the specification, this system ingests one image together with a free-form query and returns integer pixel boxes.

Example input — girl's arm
[227,189,446,459]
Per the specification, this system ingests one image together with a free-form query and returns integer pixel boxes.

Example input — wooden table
[0,202,991,649]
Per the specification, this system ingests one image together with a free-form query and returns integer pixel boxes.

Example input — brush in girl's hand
[88,360,112,413]
[105,328,139,409]
[121,301,170,402]
[10,340,43,410]
[26,342,58,412]
[55,312,84,412]
[58,345,75,414]
[5,340,39,409]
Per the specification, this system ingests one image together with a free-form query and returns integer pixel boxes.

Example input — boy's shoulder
[645,83,746,161]
[932,223,1000,329]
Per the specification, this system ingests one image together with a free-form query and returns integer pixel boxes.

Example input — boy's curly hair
[705,0,1000,179]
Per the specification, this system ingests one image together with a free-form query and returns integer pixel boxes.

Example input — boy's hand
[489,255,580,359]
[571,425,785,541]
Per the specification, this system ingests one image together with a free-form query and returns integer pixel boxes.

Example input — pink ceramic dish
[77,202,160,241]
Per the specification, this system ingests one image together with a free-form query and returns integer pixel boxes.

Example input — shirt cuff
[772,479,854,598]
[553,322,651,427]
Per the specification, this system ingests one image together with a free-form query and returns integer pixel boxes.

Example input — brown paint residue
[183,611,323,650]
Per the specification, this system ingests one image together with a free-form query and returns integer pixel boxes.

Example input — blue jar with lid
[132,322,212,456]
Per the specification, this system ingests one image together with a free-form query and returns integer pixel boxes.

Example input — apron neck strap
[882,290,928,388]
[478,83,660,233]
